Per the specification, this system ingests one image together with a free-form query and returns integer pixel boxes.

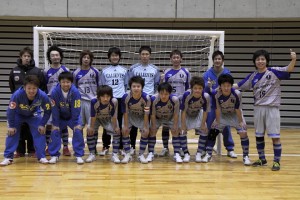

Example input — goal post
[33,26,224,155]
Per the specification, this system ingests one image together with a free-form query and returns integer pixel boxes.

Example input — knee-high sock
[256,137,265,160]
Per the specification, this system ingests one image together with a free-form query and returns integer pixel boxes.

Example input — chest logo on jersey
[14,76,19,81]
[180,74,184,78]
[266,74,271,80]
[90,73,95,78]
[231,98,235,103]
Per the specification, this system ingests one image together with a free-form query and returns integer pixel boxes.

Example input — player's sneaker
[111,153,121,164]
[252,159,267,167]
[227,151,238,158]
[0,158,13,166]
[121,153,132,164]
[271,162,280,171]
[49,156,59,164]
[158,148,169,157]
[39,158,49,164]
[173,153,183,163]
[195,152,202,163]
[138,154,148,164]
[146,152,154,162]
[99,147,109,156]
[179,149,185,157]
[183,153,190,163]
[243,156,251,166]
[119,149,126,156]
[14,152,25,158]
[76,157,84,165]
[63,146,71,156]
[85,153,96,163]
[130,147,136,156]
[202,153,211,163]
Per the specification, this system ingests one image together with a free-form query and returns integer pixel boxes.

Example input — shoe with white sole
[49,156,59,164]
[146,152,154,162]
[183,153,190,163]
[195,153,202,163]
[121,153,132,164]
[138,154,148,164]
[243,156,251,166]
[227,151,238,158]
[173,153,183,163]
[99,147,109,156]
[76,157,84,165]
[158,148,169,157]
[111,153,121,164]
[202,153,211,163]
[130,147,136,156]
[39,158,49,164]
[85,153,96,163]
[0,158,13,166]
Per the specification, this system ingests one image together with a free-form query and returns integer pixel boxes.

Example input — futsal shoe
[227,151,238,158]
[76,157,84,165]
[49,156,59,164]
[183,153,191,163]
[138,154,148,164]
[111,153,121,164]
[85,153,96,163]
[243,156,251,166]
[272,162,280,171]
[63,146,71,156]
[146,152,155,162]
[158,148,169,157]
[195,152,202,163]
[202,153,211,163]
[121,153,132,164]
[0,158,13,166]
[99,147,109,156]
[129,147,136,156]
[252,159,267,167]
[173,153,183,163]
[39,158,49,164]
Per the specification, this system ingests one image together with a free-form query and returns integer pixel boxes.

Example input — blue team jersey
[129,63,160,95]
[44,65,69,95]
[150,94,180,121]
[212,88,241,114]
[50,84,81,127]
[238,67,290,107]
[181,89,210,116]
[7,87,51,128]
[202,67,231,94]
[100,65,128,98]
[121,91,151,116]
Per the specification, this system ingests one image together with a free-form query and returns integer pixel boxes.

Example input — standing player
[44,45,71,156]
[180,76,210,163]
[0,75,51,166]
[121,76,151,164]
[236,49,296,171]
[203,50,236,158]
[8,47,46,158]
[48,72,85,164]
[73,50,101,163]
[87,85,121,163]
[149,82,181,163]
[100,47,128,156]
[205,74,251,165]
[128,46,160,155]
[160,49,191,157]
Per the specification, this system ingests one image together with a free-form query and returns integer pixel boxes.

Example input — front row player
[1,75,51,166]
[87,85,121,164]
[205,74,251,165]
[48,72,85,164]
[149,82,181,163]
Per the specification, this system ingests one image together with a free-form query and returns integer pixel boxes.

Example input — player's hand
[7,128,16,136]
[38,126,46,135]
[160,70,165,82]
[87,127,94,136]
[290,49,297,61]
[180,129,187,136]
[211,121,219,129]
[207,77,212,89]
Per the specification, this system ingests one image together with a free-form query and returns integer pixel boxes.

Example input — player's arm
[150,97,157,132]
[39,92,52,134]
[121,94,130,135]
[180,93,188,132]
[287,49,297,72]
[214,95,221,128]
[172,96,180,132]
[154,67,161,92]
[87,98,97,135]
[143,96,151,134]
[6,93,18,135]
[111,98,120,134]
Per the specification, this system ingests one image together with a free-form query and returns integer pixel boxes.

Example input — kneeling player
[205,74,251,165]
[48,72,85,165]
[149,82,180,163]
[87,85,121,163]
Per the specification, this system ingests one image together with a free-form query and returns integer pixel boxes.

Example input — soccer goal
[33,26,224,154]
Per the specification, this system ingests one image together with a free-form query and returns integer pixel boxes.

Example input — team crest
[14,76,19,81]
[9,102,16,109]
[231,98,235,103]
[141,102,145,108]
[180,74,184,78]
[266,75,271,80]
[90,73,95,78]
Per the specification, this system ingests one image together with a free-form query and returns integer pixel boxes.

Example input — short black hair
[97,85,113,98]
[129,76,145,89]
[139,46,151,54]
[170,49,183,58]
[19,47,33,58]
[80,50,94,66]
[190,76,205,88]
[252,49,270,68]
[58,71,73,83]
[23,75,40,87]
[47,45,64,64]
[218,74,234,86]
[212,50,224,60]
[108,47,121,61]
[158,82,172,93]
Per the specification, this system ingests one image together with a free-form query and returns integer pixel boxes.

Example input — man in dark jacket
[8,47,46,157]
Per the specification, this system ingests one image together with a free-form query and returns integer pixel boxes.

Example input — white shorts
[81,99,91,126]
[218,113,247,134]
[254,106,280,138]
[94,118,117,136]
[123,114,146,131]
[186,109,203,131]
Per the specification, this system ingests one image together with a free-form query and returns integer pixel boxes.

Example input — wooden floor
[0,122,300,200]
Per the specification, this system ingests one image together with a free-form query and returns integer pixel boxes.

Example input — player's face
[170,54,182,68]
[192,85,203,98]
[20,52,32,65]
[24,83,38,100]
[159,90,170,102]
[220,82,232,96]
[99,94,111,105]
[255,55,267,70]
[60,79,72,92]
[131,82,143,95]
[82,55,91,67]
[50,50,61,66]
[140,50,151,64]
[213,55,224,69]
[110,52,120,65]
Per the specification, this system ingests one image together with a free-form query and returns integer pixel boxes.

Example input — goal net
[33,27,224,77]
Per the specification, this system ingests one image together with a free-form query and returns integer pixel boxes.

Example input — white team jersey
[129,63,160,95]
[73,66,101,101]
[44,65,69,95]
[100,65,128,98]
[164,67,191,99]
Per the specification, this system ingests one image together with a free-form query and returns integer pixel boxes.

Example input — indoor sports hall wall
[0,20,299,126]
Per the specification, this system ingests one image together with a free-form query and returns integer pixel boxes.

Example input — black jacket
[9,59,46,93]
